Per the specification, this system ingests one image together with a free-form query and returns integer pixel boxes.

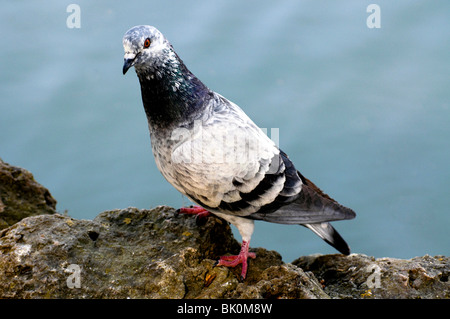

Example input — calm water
[1,1,449,262]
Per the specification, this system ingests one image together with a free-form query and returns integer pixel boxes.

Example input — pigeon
[122,25,356,280]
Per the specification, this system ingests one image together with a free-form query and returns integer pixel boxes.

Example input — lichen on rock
[0,205,448,299]
[0,158,56,230]
[0,206,331,298]
[0,160,448,299]
[293,253,450,299]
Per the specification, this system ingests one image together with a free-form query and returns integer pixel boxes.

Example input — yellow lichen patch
[204,272,216,287]
[361,289,373,298]
[65,219,75,226]
[182,231,192,237]
[123,218,132,225]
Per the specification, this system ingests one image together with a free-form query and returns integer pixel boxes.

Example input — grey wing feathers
[248,151,356,224]
[172,93,285,213]
[196,150,295,216]
[171,92,355,226]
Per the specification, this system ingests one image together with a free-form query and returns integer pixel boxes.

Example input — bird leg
[178,206,256,279]
[176,205,211,223]
[216,240,256,280]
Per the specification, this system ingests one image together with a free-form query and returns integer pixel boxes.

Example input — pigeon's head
[122,25,174,75]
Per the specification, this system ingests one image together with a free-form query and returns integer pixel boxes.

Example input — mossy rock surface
[0,158,56,230]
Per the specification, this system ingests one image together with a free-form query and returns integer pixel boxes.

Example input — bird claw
[176,205,211,225]
[215,241,256,280]
[177,205,211,217]
[177,208,257,279]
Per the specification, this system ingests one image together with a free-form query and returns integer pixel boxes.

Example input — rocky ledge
[0,159,448,299]
[0,158,56,230]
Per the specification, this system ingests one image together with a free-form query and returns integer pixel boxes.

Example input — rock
[1,205,448,299]
[293,253,450,299]
[0,158,57,230]
[0,206,328,299]
[0,159,448,298]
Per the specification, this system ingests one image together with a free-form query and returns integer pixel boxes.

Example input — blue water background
[1,1,449,262]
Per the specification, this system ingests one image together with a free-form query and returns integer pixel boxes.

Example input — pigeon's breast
[149,128,188,195]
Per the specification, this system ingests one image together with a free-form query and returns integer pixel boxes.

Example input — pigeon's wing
[170,94,288,215]
[170,94,355,225]
[249,157,356,224]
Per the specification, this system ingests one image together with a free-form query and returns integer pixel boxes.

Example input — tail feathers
[304,222,351,255]
[296,182,356,222]
[297,172,356,221]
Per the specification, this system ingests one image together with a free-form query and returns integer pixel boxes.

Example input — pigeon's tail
[248,172,355,254]
[296,172,357,222]
[249,174,356,225]
[303,222,351,255]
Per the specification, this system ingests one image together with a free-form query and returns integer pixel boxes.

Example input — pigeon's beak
[122,53,137,75]
[123,58,134,75]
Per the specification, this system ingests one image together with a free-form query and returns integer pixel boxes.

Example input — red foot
[177,205,211,218]
[216,240,256,280]
[176,206,212,225]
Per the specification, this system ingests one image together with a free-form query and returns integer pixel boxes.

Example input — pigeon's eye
[144,38,151,48]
